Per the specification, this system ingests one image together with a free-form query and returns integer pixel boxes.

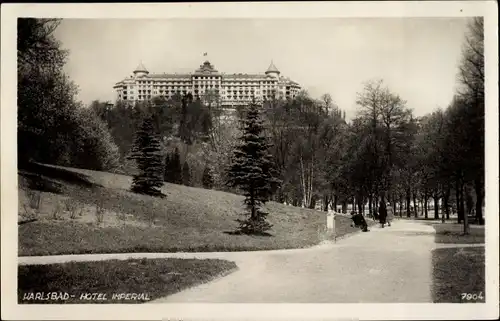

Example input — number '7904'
[461,292,484,301]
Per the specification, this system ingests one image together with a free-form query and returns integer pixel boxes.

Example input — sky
[54,18,469,119]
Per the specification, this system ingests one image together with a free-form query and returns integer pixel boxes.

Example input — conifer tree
[182,161,191,186]
[163,154,171,182]
[202,165,214,189]
[164,148,182,184]
[129,116,165,197]
[227,102,281,234]
[171,148,182,184]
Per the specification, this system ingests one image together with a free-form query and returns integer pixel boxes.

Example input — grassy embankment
[430,223,485,303]
[18,258,237,304]
[18,163,360,256]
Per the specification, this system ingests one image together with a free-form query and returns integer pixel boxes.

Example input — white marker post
[327,210,336,242]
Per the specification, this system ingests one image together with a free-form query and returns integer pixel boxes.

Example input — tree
[17,18,67,75]
[182,161,192,186]
[164,147,182,184]
[71,108,120,171]
[457,17,485,226]
[227,103,281,234]
[129,117,165,197]
[163,154,172,182]
[17,19,119,171]
[202,165,214,189]
[17,18,72,166]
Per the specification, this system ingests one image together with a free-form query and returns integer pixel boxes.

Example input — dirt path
[152,220,437,303]
[20,220,470,303]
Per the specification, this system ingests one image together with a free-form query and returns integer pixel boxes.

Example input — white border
[1,2,498,320]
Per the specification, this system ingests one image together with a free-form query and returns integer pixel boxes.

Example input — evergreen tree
[202,165,214,189]
[163,154,172,182]
[128,116,165,197]
[164,148,182,184]
[171,148,182,184]
[182,161,191,186]
[227,103,281,234]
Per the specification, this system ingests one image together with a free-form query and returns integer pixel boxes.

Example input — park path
[19,220,473,303]
[152,220,438,303]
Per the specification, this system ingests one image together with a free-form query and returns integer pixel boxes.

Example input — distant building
[113,60,301,107]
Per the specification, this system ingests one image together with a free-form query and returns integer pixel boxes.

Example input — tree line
[18,18,484,234]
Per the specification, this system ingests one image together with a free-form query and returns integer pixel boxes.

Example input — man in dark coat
[350,211,369,232]
[379,200,387,228]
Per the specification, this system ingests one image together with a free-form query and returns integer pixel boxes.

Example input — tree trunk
[250,190,256,220]
[357,197,363,216]
[462,182,469,234]
[424,194,428,219]
[474,178,484,225]
[299,156,307,207]
[308,158,314,208]
[406,190,411,218]
[309,195,316,209]
[333,194,338,211]
[368,195,373,217]
[413,192,418,217]
[323,194,329,212]
[433,195,439,220]
[456,178,464,224]
[443,185,450,220]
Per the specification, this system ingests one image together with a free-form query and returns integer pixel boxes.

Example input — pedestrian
[350,211,369,232]
[379,200,387,228]
[386,202,394,227]
[350,211,356,228]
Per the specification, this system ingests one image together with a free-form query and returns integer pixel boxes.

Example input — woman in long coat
[379,200,387,227]
[386,202,394,227]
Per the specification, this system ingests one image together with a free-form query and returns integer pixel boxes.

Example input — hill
[18,163,360,256]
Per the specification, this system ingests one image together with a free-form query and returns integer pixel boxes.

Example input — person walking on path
[379,200,387,228]
[386,202,394,227]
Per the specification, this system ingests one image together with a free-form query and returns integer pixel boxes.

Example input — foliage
[17,18,119,172]
[202,165,214,189]
[227,103,281,234]
[164,147,182,184]
[182,161,192,187]
[128,117,165,197]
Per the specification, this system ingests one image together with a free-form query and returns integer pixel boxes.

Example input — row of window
[120,93,294,101]
[125,79,279,86]
[120,84,282,91]
[124,89,284,96]
[193,76,220,80]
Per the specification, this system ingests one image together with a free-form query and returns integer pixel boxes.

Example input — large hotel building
[113,60,301,107]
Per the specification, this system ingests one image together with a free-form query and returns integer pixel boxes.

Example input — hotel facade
[113,60,301,107]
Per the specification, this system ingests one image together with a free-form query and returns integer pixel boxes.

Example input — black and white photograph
[1,2,498,320]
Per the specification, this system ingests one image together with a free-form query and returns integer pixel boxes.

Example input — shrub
[71,108,120,171]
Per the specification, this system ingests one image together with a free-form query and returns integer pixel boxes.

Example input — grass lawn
[18,258,237,304]
[431,247,485,303]
[432,223,485,244]
[18,163,359,256]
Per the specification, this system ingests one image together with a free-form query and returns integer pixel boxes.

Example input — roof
[149,73,191,79]
[133,62,149,74]
[194,60,219,75]
[265,61,280,74]
[222,74,267,80]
